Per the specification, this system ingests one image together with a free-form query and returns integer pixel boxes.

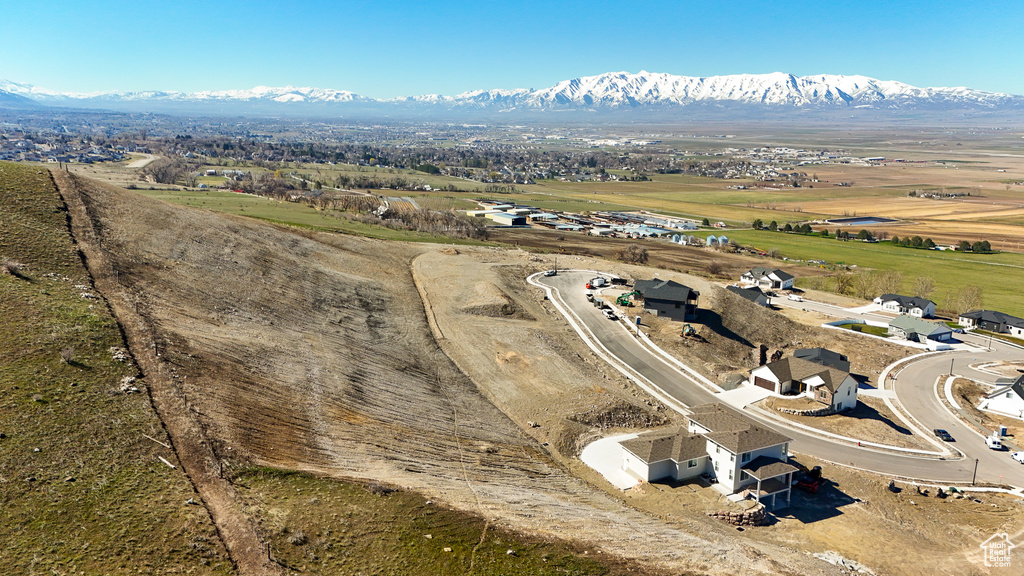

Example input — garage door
[753,376,776,392]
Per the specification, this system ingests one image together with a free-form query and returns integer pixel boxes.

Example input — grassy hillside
[0,162,233,574]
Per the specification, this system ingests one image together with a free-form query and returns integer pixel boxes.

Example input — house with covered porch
[749,356,858,412]
[620,404,796,509]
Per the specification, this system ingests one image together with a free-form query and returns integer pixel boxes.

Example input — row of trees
[824,269,983,313]
[957,240,994,253]
[891,235,937,249]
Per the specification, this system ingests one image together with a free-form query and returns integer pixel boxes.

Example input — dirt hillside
[55,171,849,576]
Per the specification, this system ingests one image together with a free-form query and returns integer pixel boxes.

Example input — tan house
[749,357,858,411]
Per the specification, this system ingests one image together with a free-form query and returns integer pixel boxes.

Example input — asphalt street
[535,270,1024,486]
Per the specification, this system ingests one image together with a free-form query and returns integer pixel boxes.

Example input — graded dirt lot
[36,168,1024,575]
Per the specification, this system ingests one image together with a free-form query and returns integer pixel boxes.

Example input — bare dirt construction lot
[413,246,1024,576]
[49,170,1024,575]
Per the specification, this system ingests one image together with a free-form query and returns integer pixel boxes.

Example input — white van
[986,434,1003,450]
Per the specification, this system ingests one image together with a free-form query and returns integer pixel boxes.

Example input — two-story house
[620,404,796,509]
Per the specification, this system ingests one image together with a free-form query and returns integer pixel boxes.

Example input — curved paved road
[535,270,1023,486]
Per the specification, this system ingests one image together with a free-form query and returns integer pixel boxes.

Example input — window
[688,459,697,468]
[728,470,733,480]
[716,445,720,454]
[741,452,751,463]
[847,388,851,396]
[730,454,735,463]
[741,471,750,481]
[714,460,719,471]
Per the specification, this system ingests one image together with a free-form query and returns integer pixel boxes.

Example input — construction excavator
[616,290,640,307]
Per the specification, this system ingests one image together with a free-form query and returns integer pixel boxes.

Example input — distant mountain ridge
[2,71,1022,116]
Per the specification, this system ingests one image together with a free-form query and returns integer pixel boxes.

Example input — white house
[873,294,936,318]
[749,357,858,412]
[959,310,1024,338]
[620,404,796,509]
[978,376,1024,421]
[740,267,794,290]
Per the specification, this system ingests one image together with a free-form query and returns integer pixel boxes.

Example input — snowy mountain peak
[2,72,1019,115]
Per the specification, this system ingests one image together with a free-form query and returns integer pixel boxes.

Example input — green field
[696,229,1024,316]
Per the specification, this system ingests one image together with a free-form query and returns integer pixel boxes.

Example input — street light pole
[949,358,954,376]
[972,458,978,485]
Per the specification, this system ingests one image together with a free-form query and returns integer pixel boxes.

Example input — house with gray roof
[793,347,850,372]
[978,375,1024,421]
[958,310,1024,339]
[634,279,699,321]
[749,356,858,411]
[620,404,796,509]
[727,285,771,307]
[873,294,935,318]
[888,315,953,343]
[740,267,794,290]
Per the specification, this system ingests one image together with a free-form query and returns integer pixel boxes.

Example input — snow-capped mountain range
[2,71,1021,116]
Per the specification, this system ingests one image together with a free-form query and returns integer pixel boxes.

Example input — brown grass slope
[57,171,853,576]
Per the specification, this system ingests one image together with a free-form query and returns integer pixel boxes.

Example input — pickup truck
[986,434,1003,450]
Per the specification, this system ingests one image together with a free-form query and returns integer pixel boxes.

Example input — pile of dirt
[569,400,670,429]
[461,281,535,320]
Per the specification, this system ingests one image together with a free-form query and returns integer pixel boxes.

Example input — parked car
[543,269,557,277]
[795,466,823,493]
[933,429,955,442]
[952,328,964,334]
[1011,451,1024,464]
[787,293,804,302]
[603,309,617,320]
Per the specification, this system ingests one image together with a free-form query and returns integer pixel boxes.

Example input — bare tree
[616,244,649,265]
[874,270,904,296]
[705,260,724,277]
[854,272,876,299]
[913,276,936,300]
[949,285,983,314]
[833,272,855,295]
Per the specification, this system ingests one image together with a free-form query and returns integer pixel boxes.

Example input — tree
[913,276,936,299]
[616,244,648,265]
[856,229,873,240]
[949,285,983,314]
[891,235,901,245]
[833,272,855,295]
[973,240,992,253]
[819,229,830,238]
[910,236,923,248]
[702,217,710,226]
[751,218,763,230]
[783,223,793,232]
[923,238,936,249]
[768,221,778,232]
[766,248,781,259]
[958,240,972,252]
[705,260,724,276]
[874,270,904,295]
[854,272,876,299]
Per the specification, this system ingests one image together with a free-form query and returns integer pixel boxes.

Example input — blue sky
[3,0,1022,98]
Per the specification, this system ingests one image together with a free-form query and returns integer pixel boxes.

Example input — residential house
[793,347,850,373]
[873,294,936,318]
[634,279,699,321]
[620,404,796,509]
[958,310,1024,338]
[749,357,858,411]
[727,285,771,307]
[978,375,1024,421]
[740,267,794,290]
[888,315,953,343]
